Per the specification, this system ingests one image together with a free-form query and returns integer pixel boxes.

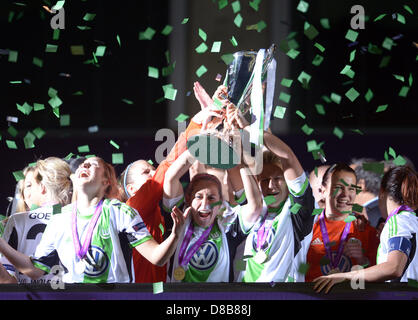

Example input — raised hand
[171,206,191,238]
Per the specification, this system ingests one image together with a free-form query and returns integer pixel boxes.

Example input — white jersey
[32,199,152,283]
[1,206,56,284]
[163,197,252,282]
[237,172,315,282]
[377,210,418,282]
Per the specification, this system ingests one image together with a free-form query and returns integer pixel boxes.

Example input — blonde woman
[0,157,188,283]
[0,157,72,283]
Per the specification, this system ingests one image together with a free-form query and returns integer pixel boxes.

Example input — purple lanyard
[256,215,273,251]
[318,210,352,269]
[178,221,214,268]
[72,199,104,260]
[385,205,414,224]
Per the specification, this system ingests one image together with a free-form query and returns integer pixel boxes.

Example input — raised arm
[163,149,197,200]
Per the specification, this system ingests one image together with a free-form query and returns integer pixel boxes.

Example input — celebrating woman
[0,157,188,283]
[0,157,72,283]
[313,165,418,293]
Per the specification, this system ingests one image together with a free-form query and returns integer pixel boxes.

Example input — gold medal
[254,250,268,264]
[173,267,186,281]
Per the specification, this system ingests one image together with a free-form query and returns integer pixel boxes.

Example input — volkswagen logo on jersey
[320,252,352,275]
[83,246,109,277]
[251,227,276,252]
[189,241,218,271]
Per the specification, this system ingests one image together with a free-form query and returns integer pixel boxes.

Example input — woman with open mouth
[162,146,263,282]
[313,165,418,293]
[305,163,380,282]
[0,157,189,283]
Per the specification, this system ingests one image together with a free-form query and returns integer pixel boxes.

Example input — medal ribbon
[178,221,214,268]
[385,205,414,224]
[318,210,352,269]
[72,199,104,260]
[256,214,273,252]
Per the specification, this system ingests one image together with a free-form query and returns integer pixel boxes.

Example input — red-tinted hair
[185,173,223,206]
[381,165,418,209]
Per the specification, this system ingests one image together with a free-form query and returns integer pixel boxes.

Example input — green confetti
[280,78,293,88]
[301,124,314,135]
[161,25,173,36]
[314,42,325,52]
[8,50,18,63]
[297,71,311,88]
[32,57,43,68]
[164,86,177,101]
[153,282,164,294]
[59,114,70,127]
[17,102,33,115]
[23,131,36,149]
[397,13,406,24]
[340,65,355,79]
[363,162,384,175]
[234,14,243,27]
[116,34,121,47]
[112,153,124,164]
[349,49,356,62]
[121,98,134,105]
[195,42,208,53]
[52,0,65,10]
[393,74,405,82]
[382,37,396,51]
[34,103,45,111]
[6,140,17,149]
[230,36,238,47]
[312,208,323,216]
[297,263,310,275]
[139,27,156,40]
[286,48,300,59]
[373,13,386,22]
[364,89,374,102]
[333,127,344,139]
[296,0,309,13]
[345,87,360,102]
[12,170,25,182]
[196,65,208,77]
[344,215,357,223]
[32,128,45,139]
[198,28,207,41]
[393,155,407,166]
[231,0,241,13]
[279,92,291,104]
[352,203,363,213]
[181,17,189,24]
[315,104,325,115]
[399,86,409,97]
[264,195,277,205]
[345,29,359,42]
[45,44,58,53]
[330,93,341,104]
[376,104,388,113]
[235,259,247,271]
[211,41,222,53]
[48,96,63,108]
[70,45,85,56]
[304,22,319,40]
[83,13,96,21]
[175,113,189,122]
[295,110,306,119]
[95,46,106,57]
[256,20,267,32]
[78,145,90,153]
[109,140,120,150]
[312,54,324,66]
[320,18,330,29]
[273,106,286,119]
[403,5,413,15]
[148,66,159,79]
[221,53,234,65]
[7,126,18,138]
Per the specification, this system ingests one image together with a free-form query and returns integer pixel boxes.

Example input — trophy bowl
[188,44,276,169]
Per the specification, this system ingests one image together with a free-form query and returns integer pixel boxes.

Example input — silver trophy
[187,44,277,169]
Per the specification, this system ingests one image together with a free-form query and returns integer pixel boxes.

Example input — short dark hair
[381,166,418,209]
[322,162,357,188]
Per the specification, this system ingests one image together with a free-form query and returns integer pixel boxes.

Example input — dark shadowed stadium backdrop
[0,0,417,212]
